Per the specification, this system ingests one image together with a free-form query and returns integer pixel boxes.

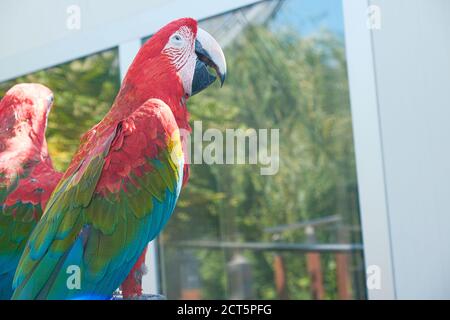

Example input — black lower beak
[191,39,225,96]
[191,58,217,96]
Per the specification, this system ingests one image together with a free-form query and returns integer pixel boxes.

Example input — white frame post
[342,0,396,299]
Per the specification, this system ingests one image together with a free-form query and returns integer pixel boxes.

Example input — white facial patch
[162,26,196,96]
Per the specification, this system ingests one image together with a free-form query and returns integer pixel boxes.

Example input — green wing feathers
[12,99,184,299]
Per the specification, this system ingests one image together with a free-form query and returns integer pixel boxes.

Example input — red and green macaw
[0,84,63,299]
[0,84,152,300]
[12,18,226,300]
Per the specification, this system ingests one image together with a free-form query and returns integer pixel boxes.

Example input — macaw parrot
[0,84,63,299]
[12,17,226,299]
[0,84,152,300]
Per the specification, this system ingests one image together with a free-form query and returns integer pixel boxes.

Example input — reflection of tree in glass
[163,26,363,300]
[0,50,120,170]
[0,26,364,299]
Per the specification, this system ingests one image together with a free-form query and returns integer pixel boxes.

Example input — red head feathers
[0,83,62,211]
[0,84,55,180]
[108,18,226,133]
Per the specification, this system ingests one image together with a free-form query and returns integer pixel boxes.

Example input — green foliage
[0,50,120,170]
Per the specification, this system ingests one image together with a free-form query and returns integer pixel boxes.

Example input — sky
[271,0,345,37]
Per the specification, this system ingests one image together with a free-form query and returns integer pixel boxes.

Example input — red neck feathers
[104,18,198,133]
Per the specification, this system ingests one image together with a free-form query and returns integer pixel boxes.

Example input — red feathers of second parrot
[0,84,62,299]
[0,83,61,217]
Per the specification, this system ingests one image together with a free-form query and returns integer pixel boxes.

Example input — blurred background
[1,0,450,299]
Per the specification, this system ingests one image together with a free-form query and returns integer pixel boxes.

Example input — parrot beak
[46,94,54,107]
[45,94,54,113]
[191,28,227,96]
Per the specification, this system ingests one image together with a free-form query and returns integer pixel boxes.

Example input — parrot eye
[170,33,184,47]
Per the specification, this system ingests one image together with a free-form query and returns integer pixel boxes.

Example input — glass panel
[0,0,364,300]
[0,49,120,171]
[157,0,366,300]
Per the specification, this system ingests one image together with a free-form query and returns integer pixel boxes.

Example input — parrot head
[121,18,226,107]
[0,83,54,136]
[159,18,227,96]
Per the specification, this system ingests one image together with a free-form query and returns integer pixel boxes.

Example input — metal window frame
[342,0,396,299]
[0,0,263,83]
[0,0,395,299]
